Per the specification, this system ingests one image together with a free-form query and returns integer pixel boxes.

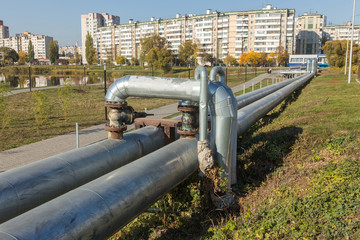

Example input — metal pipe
[0,126,165,224]
[209,66,226,84]
[236,74,305,110]
[237,73,314,135]
[0,138,198,240]
[105,75,200,103]
[195,66,208,141]
[208,73,238,187]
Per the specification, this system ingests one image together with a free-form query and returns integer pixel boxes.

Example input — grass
[108,69,360,239]
[0,85,177,151]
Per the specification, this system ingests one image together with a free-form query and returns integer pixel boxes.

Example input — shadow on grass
[236,125,303,194]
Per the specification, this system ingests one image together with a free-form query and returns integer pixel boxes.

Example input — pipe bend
[105,75,130,102]
[209,66,226,84]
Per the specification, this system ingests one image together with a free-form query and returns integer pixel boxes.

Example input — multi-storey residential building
[81,13,120,63]
[93,4,295,63]
[0,32,53,59]
[323,22,360,45]
[295,13,327,54]
[0,20,9,40]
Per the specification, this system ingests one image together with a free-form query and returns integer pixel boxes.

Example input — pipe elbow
[209,66,226,84]
[105,76,130,102]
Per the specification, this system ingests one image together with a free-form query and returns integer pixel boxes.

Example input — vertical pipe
[348,0,356,84]
[243,84,245,95]
[196,66,208,141]
[76,123,79,149]
[252,82,254,91]
[104,63,107,120]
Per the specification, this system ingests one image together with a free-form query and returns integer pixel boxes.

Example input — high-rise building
[0,20,9,39]
[0,32,53,59]
[323,22,360,45]
[81,13,120,63]
[295,13,327,54]
[91,4,295,63]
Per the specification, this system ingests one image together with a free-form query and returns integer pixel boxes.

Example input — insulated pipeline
[0,138,198,240]
[0,126,165,224]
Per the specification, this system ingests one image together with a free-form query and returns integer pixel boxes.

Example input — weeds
[32,90,51,128]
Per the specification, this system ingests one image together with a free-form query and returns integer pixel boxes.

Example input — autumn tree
[116,55,126,65]
[276,46,289,66]
[85,32,97,65]
[246,51,260,66]
[178,40,200,65]
[322,40,359,67]
[18,51,27,65]
[49,40,59,64]
[239,53,248,65]
[28,40,35,63]
[258,52,268,66]
[267,52,277,66]
[224,55,237,66]
[140,34,172,72]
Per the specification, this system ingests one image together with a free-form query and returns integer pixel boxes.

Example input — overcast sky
[0,0,357,46]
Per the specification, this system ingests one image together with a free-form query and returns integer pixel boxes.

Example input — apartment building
[81,13,120,63]
[295,13,326,54]
[0,32,53,59]
[93,4,295,63]
[0,20,9,40]
[323,22,360,45]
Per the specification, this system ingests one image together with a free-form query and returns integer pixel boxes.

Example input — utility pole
[348,0,356,84]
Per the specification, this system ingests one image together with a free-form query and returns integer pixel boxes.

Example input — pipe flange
[105,101,127,109]
[105,123,127,132]
[177,129,198,138]
[177,105,199,113]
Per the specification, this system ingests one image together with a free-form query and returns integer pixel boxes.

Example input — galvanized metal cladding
[0,63,316,239]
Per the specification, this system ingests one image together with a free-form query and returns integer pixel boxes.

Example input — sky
[0,0,358,46]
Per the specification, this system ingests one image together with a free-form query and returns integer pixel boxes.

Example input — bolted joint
[105,101,134,139]
[177,104,199,138]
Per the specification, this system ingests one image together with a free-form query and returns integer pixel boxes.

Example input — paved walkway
[0,73,272,171]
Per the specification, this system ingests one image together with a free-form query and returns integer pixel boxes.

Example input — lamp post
[104,63,107,120]
[188,64,191,79]
[28,63,32,92]
[345,29,349,75]
[348,0,356,84]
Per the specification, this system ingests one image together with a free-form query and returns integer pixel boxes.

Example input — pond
[0,73,112,89]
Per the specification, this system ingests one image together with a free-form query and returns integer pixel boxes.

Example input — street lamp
[345,28,349,75]
[28,62,32,92]
[348,0,356,84]
[104,63,107,120]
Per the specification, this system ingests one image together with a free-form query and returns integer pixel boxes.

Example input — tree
[258,52,268,66]
[18,51,27,65]
[49,40,59,64]
[224,55,237,66]
[0,47,19,64]
[178,40,200,65]
[276,46,289,67]
[116,55,126,65]
[140,34,172,72]
[28,40,35,63]
[247,51,260,66]
[85,32,97,65]
[322,40,359,67]
[239,53,248,65]
[201,53,215,66]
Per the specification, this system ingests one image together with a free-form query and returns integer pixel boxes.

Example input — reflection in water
[0,73,106,88]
